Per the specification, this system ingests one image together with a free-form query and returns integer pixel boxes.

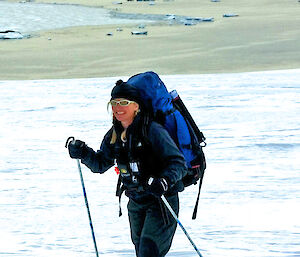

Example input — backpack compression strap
[192,174,204,220]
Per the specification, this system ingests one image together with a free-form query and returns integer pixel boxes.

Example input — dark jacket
[81,114,187,201]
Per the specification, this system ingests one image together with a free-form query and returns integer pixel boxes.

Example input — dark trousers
[127,194,179,257]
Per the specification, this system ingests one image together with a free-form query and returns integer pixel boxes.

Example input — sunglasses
[109,99,135,106]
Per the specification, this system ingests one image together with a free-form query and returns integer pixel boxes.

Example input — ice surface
[0,70,300,256]
[0,2,151,34]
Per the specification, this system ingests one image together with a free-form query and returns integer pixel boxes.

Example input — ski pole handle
[65,136,75,148]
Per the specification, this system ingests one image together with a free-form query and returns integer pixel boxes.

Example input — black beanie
[111,80,142,105]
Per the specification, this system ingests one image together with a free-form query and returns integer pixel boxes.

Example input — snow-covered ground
[1,70,299,256]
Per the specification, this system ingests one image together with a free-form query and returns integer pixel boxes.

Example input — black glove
[68,139,88,159]
[148,177,168,198]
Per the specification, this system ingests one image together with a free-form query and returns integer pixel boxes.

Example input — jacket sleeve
[147,122,187,187]
[81,128,115,173]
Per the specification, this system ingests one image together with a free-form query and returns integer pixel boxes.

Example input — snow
[0,69,300,256]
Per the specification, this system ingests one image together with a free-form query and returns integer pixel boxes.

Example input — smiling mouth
[116,111,125,115]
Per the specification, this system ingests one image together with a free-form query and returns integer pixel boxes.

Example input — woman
[68,80,187,257]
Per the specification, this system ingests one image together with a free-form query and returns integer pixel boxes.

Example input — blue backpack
[127,71,206,219]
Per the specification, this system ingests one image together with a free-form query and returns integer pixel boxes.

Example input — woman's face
[111,98,139,128]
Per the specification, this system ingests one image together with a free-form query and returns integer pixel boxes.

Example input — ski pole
[65,137,99,257]
[161,195,203,257]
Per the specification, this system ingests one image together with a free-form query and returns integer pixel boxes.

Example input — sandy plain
[1,0,300,80]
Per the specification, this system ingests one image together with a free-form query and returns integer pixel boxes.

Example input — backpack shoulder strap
[140,113,152,145]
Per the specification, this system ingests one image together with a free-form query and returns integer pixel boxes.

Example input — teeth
[116,112,124,114]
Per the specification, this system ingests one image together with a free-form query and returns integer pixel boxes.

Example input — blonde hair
[110,129,117,144]
[110,128,127,144]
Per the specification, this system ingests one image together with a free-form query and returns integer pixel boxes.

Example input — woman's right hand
[68,139,87,159]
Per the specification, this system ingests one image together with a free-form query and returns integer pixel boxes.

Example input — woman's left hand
[147,177,169,197]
